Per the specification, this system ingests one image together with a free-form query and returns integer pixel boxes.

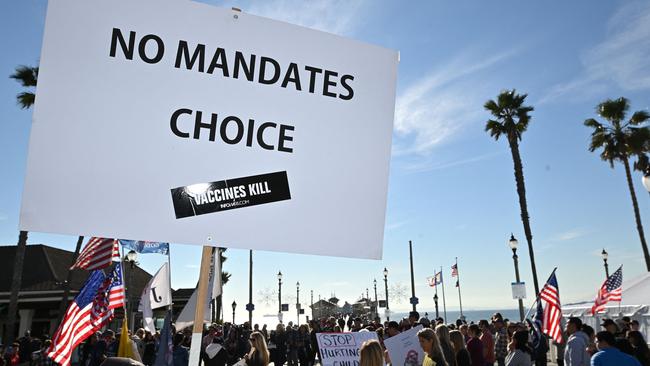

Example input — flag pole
[119,243,130,333]
[524,267,558,320]
[434,269,439,319]
[440,266,447,322]
[455,257,464,320]
[188,244,214,366]
[166,247,173,314]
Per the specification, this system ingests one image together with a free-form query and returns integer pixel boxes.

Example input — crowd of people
[2,312,649,366]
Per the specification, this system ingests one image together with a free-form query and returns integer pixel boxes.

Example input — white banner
[20,0,398,259]
[317,332,379,366]
[384,325,423,366]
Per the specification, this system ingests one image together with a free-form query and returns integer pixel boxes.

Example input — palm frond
[629,111,650,125]
[597,97,629,123]
[485,120,504,140]
[16,92,35,109]
[584,118,604,130]
[9,65,38,87]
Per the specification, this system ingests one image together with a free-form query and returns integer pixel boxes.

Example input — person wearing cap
[592,331,641,366]
[564,317,589,366]
[601,319,634,355]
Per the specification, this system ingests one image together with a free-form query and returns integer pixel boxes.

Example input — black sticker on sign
[171,171,291,219]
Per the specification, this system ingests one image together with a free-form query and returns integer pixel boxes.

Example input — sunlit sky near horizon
[2,0,650,324]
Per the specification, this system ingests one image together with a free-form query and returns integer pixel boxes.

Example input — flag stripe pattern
[591,266,623,315]
[48,264,125,366]
[539,273,563,344]
[451,264,458,277]
[71,237,119,271]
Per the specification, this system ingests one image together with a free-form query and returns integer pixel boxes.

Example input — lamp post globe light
[509,234,525,322]
[383,267,390,321]
[296,281,300,326]
[277,271,283,315]
[601,249,610,278]
[123,250,138,333]
[433,293,439,319]
[231,301,237,324]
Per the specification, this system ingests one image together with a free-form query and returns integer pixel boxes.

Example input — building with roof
[0,244,152,341]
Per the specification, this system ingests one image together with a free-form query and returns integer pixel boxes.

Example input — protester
[203,336,228,366]
[601,319,634,355]
[173,333,189,366]
[466,324,484,366]
[494,318,509,366]
[245,331,270,366]
[359,340,384,366]
[449,330,471,366]
[270,324,287,366]
[581,325,597,358]
[385,321,400,338]
[435,325,456,366]
[479,319,496,366]
[591,331,641,366]
[627,331,650,366]
[564,317,590,366]
[417,328,448,366]
[505,330,532,366]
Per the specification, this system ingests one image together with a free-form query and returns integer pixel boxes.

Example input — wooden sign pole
[188,245,213,366]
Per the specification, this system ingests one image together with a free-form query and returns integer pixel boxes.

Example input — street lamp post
[373,279,378,319]
[602,249,610,278]
[433,293,439,319]
[232,301,237,324]
[277,271,283,318]
[124,250,138,333]
[509,234,525,322]
[408,240,417,312]
[310,290,314,320]
[296,282,300,326]
[383,268,389,321]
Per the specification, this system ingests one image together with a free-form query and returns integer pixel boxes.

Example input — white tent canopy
[562,271,650,342]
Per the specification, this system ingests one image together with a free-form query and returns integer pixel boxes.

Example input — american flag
[539,272,563,344]
[451,264,458,277]
[48,264,125,366]
[70,237,119,271]
[530,300,544,349]
[591,266,623,315]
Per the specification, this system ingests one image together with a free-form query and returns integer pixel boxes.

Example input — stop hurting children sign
[20,0,398,259]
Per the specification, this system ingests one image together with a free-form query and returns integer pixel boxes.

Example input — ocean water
[387,309,522,324]
[244,309,522,328]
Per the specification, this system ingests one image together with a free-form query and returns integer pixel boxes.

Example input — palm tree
[584,97,650,271]
[5,65,38,343]
[214,247,231,322]
[484,89,540,295]
[56,236,85,325]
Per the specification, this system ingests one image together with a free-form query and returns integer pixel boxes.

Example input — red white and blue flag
[70,237,119,271]
[48,263,125,366]
[591,266,623,315]
[539,272,563,344]
[451,264,458,277]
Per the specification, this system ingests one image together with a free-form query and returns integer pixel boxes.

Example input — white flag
[175,249,222,330]
[139,262,171,332]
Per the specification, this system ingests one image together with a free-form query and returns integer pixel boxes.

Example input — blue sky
[2,0,650,324]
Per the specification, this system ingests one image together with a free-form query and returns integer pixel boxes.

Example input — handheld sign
[316,332,379,366]
[384,325,424,366]
[20,0,398,259]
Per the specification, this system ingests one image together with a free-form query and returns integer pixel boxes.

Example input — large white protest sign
[384,325,423,366]
[317,332,379,366]
[20,0,398,259]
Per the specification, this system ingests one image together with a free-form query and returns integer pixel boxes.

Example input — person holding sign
[359,340,385,366]
[244,332,269,366]
[417,329,448,366]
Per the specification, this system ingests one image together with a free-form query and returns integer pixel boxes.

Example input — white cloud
[393,50,517,156]
[400,151,503,174]
[0,213,8,221]
[552,228,589,242]
[539,1,650,104]
[243,0,365,35]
